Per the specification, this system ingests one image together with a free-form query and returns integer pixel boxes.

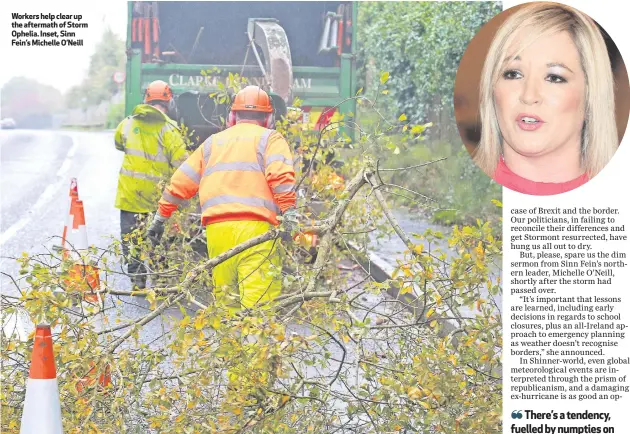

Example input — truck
[124,1,358,147]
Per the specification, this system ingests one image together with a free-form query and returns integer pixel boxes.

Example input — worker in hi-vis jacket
[147,85,298,312]
[114,80,188,289]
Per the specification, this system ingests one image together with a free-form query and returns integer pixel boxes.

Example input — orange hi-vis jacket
[158,122,296,226]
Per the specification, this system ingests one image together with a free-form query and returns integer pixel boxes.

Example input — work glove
[147,212,168,246]
[278,207,299,244]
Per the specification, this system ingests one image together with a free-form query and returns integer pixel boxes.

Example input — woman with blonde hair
[474,2,618,195]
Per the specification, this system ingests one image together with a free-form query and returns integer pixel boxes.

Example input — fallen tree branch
[106,230,281,352]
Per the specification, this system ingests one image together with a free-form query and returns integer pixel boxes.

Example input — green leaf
[410,125,425,135]
[491,199,503,208]
[380,71,390,84]
[180,316,191,328]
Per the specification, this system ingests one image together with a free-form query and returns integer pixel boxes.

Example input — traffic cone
[63,199,101,304]
[60,178,79,254]
[19,324,63,434]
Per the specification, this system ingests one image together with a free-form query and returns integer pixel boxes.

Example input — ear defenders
[263,111,275,129]
[226,106,237,128]
[167,97,178,119]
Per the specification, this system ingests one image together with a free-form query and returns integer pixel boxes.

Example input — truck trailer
[125,1,357,147]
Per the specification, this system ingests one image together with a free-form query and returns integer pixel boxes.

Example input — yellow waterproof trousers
[206,220,282,313]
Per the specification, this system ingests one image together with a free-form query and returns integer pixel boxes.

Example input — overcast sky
[1,0,128,94]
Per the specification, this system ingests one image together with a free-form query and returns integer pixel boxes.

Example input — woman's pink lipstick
[516,113,545,131]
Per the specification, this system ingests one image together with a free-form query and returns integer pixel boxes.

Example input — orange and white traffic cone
[63,199,101,305]
[63,199,89,255]
[19,324,63,434]
[60,178,80,254]
[61,178,79,247]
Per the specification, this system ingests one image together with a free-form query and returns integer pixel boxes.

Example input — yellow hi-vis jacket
[158,122,296,225]
[114,104,188,213]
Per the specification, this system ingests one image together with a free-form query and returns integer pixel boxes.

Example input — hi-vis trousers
[205,220,282,313]
[206,220,283,391]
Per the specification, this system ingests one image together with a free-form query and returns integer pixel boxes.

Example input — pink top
[493,158,589,196]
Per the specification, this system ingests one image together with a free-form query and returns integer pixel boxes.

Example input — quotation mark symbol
[512,410,523,419]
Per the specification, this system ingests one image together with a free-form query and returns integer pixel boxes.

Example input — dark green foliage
[358,2,502,123]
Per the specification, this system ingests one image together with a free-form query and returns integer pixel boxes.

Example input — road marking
[0,133,79,247]
[56,158,72,177]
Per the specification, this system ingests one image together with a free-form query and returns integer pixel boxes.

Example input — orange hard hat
[144,80,173,103]
[231,86,273,113]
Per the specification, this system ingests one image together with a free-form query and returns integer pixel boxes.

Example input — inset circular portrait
[454,1,629,196]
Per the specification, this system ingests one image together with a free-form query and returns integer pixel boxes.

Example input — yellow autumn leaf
[399,113,407,122]
[430,320,437,328]
[180,316,191,328]
[465,368,475,376]
[448,354,457,366]
[281,395,291,405]
[419,400,431,409]
[426,308,435,318]
[476,299,485,311]
[413,244,424,255]
[400,286,412,295]
[194,315,205,330]
[402,265,412,277]
[476,241,484,256]
[435,293,443,306]
[407,386,423,400]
